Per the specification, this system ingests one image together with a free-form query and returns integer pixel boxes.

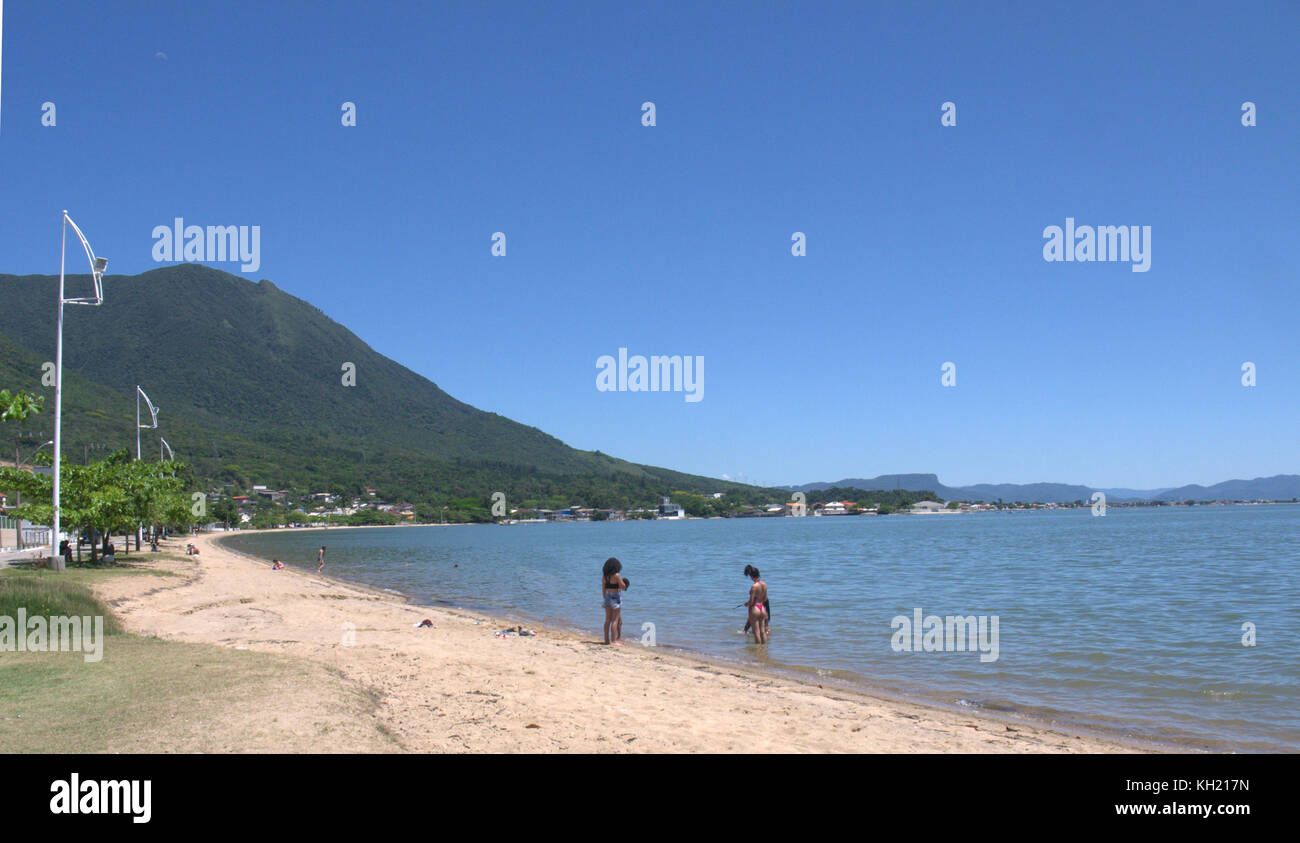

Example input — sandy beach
[87,530,1151,753]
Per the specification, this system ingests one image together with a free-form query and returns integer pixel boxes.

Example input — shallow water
[225,505,1300,751]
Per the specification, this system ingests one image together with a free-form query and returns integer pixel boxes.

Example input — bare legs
[604,606,623,645]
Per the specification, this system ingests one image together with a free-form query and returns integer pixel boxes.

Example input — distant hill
[791,474,1300,503]
[1150,476,1300,502]
[0,266,761,506]
[792,474,1100,503]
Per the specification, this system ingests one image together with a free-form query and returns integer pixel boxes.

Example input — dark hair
[602,557,622,577]
[744,565,760,579]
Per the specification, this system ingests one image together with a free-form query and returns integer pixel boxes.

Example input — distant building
[658,496,686,519]
[911,500,945,513]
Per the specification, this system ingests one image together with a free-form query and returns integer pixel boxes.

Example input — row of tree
[1,450,197,560]
[4,388,198,561]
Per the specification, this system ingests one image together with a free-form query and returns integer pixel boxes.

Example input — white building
[658,496,686,519]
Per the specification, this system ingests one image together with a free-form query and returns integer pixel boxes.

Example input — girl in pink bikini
[744,565,769,644]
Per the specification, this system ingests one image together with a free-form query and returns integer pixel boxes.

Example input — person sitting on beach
[744,565,769,644]
[602,557,628,645]
[271,559,284,571]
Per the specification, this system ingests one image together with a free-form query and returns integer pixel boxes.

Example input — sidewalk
[0,547,51,569]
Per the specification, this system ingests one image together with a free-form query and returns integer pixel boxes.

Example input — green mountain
[0,265,757,507]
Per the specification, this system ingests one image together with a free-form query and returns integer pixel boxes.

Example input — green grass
[0,637,399,752]
[0,574,124,635]
[0,563,398,752]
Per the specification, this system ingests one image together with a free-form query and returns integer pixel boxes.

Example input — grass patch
[0,575,124,635]
[0,637,399,752]
[0,561,398,752]
[1,559,181,584]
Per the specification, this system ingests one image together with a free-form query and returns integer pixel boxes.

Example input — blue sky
[1,0,1296,489]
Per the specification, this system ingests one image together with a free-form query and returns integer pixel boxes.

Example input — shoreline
[217,530,1195,750]
[147,529,1173,753]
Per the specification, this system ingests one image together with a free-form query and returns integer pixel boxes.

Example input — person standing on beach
[602,557,628,645]
[317,545,326,573]
[744,565,769,644]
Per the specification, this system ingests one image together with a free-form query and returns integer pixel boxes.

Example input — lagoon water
[224,505,1300,751]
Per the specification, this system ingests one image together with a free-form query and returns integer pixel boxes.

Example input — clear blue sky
[2,1,1296,489]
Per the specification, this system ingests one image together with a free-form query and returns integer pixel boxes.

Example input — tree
[0,389,44,424]
[211,498,239,529]
[0,449,193,564]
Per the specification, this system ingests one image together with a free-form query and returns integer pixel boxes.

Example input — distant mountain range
[790,473,1300,503]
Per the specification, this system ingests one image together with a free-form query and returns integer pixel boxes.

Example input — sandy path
[91,532,1149,753]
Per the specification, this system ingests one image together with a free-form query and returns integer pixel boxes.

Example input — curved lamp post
[51,211,107,570]
[18,439,54,469]
[136,386,159,459]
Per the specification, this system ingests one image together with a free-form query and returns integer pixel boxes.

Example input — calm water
[224,505,1300,751]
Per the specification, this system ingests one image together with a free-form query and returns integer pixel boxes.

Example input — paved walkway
[0,547,51,569]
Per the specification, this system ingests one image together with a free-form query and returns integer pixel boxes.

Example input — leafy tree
[0,449,194,563]
[0,388,44,423]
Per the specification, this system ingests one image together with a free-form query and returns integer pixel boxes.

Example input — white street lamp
[17,439,54,469]
[160,437,174,462]
[135,386,159,460]
[51,211,107,570]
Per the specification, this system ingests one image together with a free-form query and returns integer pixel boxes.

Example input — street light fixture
[136,386,159,460]
[160,438,174,462]
[51,210,107,570]
[18,439,54,469]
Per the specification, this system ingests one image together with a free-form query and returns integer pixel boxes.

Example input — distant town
[186,485,1300,531]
